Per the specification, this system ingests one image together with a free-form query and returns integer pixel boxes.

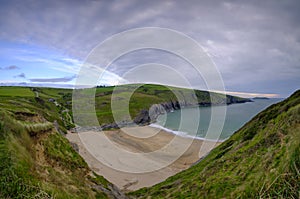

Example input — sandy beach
[66,126,221,191]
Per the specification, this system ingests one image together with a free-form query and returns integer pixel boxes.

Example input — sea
[150,98,283,141]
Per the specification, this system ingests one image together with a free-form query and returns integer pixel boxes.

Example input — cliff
[134,93,252,125]
[93,84,252,127]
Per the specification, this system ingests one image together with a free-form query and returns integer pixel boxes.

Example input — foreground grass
[0,87,117,198]
[129,90,300,198]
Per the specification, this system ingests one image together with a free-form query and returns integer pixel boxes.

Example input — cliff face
[226,95,252,104]
[130,90,300,198]
[134,95,252,125]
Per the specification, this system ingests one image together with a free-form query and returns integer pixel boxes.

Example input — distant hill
[0,85,251,128]
[253,97,270,100]
[130,90,300,198]
[74,84,251,127]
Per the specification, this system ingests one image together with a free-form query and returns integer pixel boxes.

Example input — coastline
[149,123,227,142]
[66,125,222,191]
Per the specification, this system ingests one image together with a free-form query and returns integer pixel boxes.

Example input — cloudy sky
[0,0,299,97]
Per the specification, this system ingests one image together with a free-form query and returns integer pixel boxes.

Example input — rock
[70,142,79,152]
[101,123,118,130]
[226,95,252,104]
[71,126,103,133]
[149,104,166,121]
[91,184,127,199]
[133,109,150,125]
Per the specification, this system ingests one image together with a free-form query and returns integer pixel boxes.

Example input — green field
[0,87,34,97]
[92,84,249,125]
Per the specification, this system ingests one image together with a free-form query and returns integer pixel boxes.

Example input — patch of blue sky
[0,40,81,84]
[0,40,127,86]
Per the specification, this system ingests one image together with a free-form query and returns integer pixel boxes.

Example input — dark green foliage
[43,132,87,170]
[88,172,110,189]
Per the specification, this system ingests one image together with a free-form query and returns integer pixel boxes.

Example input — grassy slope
[129,90,300,198]
[93,84,248,125]
[0,87,117,198]
[1,85,247,126]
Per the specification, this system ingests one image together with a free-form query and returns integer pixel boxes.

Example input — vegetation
[1,84,249,127]
[2,86,297,198]
[0,87,118,198]
[91,84,249,125]
[0,87,34,97]
[129,90,300,198]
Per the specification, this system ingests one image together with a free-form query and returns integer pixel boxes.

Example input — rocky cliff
[134,95,252,125]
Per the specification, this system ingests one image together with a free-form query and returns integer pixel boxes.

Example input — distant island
[253,97,269,100]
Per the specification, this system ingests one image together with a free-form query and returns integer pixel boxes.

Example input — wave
[149,123,225,142]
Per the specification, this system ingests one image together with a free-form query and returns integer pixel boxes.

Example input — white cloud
[212,90,279,98]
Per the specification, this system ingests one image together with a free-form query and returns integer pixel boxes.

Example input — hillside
[75,84,251,126]
[129,90,300,198]
[0,85,250,198]
[0,85,250,128]
[0,87,124,198]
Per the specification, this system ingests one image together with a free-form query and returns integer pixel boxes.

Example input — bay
[153,98,283,140]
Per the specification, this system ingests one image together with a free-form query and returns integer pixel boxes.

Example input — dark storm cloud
[29,75,76,83]
[1,0,300,97]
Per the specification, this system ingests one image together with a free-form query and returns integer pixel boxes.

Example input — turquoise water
[153,99,283,140]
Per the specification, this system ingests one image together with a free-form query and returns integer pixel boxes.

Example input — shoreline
[73,122,227,142]
[149,123,227,142]
[66,125,222,191]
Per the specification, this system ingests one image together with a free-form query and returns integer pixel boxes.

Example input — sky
[0,0,300,98]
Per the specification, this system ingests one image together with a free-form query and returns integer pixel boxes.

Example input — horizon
[0,83,285,99]
[1,1,300,98]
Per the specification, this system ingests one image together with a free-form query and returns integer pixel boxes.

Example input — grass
[129,90,300,198]
[0,84,248,124]
[0,110,50,198]
[6,84,247,126]
[0,87,119,198]
[92,84,249,125]
[0,110,114,198]
[0,87,34,97]
[1,85,282,198]
[43,132,87,171]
